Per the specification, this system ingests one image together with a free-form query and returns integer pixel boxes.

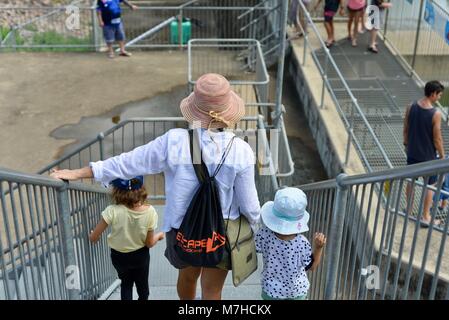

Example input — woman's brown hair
[112,186,148,208]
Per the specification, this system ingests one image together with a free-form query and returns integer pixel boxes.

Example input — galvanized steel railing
[381,0,448,116]
[296,0,394,172]
[0,0,284,59]
[36,116,291,198]
[0,167,113,300]
[382,0,449,85]
[300,158,449,300]
[2,115,280,300]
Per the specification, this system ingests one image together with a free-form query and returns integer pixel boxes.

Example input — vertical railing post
[273,0,288,130]
[411,0,425,74]
[91,4,98,52]
[345,100,356,167]
[324,173,348,300]
[321,48,329,109]
[98,132,105,161]
[382,0,390,39]
[11,27,17,52]
[56,182,79,300]
[178,10,183,50]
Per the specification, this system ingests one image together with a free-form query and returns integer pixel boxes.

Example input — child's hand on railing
[313,232,327,248]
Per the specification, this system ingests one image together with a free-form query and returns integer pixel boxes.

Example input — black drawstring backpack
[174,129,235,267]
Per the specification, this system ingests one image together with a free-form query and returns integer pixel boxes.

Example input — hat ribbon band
[272,207,302,222]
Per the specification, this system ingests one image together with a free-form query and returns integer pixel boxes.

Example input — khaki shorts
[164,229,231,270]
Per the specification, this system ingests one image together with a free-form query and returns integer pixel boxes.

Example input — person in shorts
[367,0,392,53]
[346,0,366,47]
[314,0,345,48]
[97,0,138,59]
[403,81,445,227]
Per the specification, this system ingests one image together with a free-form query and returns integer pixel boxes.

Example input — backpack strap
[189,129,210,183]
[189,129,236,181]
[212,135,236,177]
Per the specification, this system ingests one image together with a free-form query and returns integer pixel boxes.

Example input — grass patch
[18,31,92,52]
[0,26,10,40]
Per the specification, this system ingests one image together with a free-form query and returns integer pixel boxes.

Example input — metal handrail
[340,158,449,187]
[187,38,270,85]
[381,0,448,120]
[297,0,394,171]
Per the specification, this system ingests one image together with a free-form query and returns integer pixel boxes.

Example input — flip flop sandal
[420,219,443,228]
[325,41,334,48]
[119,51,132,57]
[108,52,115,59]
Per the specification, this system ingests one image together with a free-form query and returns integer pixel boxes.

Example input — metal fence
[383,0,449,85]
[300,158,449,300]
[0,168,113,300]
[36,116,287,198]
[1,115,280,300]
[297,0,394,172]
[0,0,284,59]
[0,0,96,51]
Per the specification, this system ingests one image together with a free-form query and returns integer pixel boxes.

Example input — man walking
[97,0,138,59]
[403,80,445,226]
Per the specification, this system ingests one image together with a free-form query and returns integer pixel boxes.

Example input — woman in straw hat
[51,73,261,300]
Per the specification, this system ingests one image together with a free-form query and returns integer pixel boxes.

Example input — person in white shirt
[51,73,261,300]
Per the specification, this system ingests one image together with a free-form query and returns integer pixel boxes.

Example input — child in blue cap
[255,187,326,300]
[89,176,164,300]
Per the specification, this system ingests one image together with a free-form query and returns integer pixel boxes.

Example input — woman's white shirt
[90,128,261,232]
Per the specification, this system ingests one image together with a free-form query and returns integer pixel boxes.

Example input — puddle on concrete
[51,84,188,158]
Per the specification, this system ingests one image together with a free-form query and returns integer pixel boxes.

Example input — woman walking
[51,73,261,300]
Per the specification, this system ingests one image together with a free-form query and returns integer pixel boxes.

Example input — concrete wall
[287,49,344,179]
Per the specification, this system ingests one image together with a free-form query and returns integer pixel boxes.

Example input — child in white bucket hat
[255,187,326,300]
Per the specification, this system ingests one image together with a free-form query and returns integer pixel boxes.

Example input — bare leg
[119,41,126,53]
[352,11,362,46]
[107,43,114,57]
[200,267,228,300]
[422,188,435,222]
[347,11,355,39]
[177,267,201,300]
[324,21,333,43]
[370,29,378,47]
[405,181,415,214]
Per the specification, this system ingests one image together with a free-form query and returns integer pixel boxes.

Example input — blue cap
[110,176,144,191]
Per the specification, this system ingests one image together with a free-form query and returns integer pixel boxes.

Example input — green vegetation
[441,89,449,107]
[23,24,38,32]
[2,24,93,52]
[0,26,10,40]
[29,31,92,52]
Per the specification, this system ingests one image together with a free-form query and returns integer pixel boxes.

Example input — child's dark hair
[425,81,445,97]
[112,180,148,208]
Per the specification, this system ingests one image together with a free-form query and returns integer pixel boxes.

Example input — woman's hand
[50,167,93,181]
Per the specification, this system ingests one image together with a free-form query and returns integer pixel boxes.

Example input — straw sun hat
[180,73,245,129]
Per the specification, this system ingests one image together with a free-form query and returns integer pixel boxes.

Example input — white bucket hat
[261,187,310,235]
